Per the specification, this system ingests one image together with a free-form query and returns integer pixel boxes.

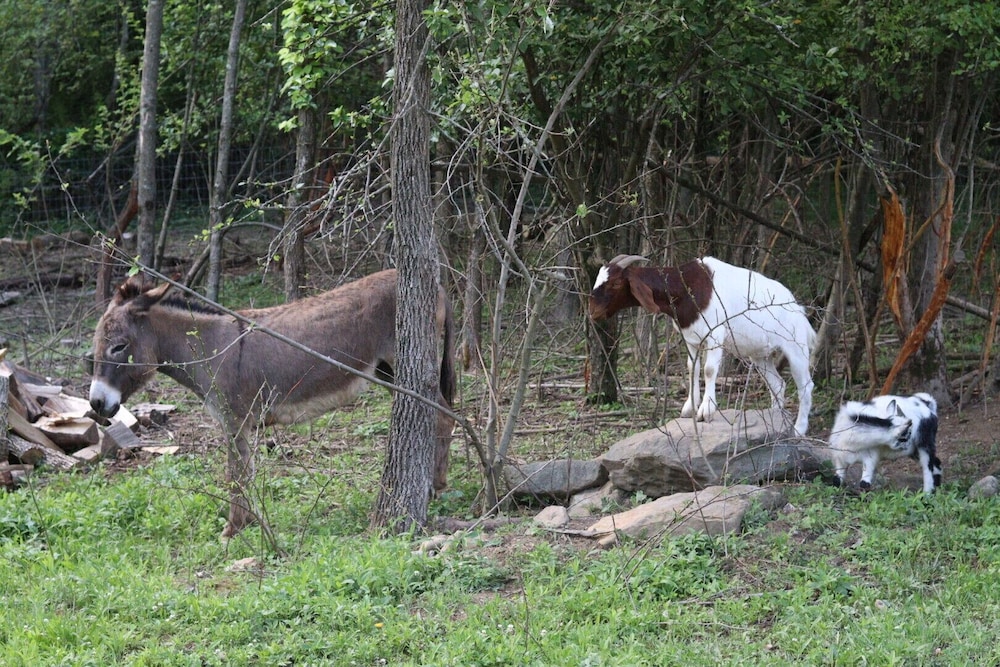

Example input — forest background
[2,1,1000,664]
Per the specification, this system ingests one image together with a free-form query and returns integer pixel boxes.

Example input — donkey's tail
[439,297,456,407]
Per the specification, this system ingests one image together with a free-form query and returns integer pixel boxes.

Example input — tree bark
[206,0,247,302]
[283,105,316,301]
[371,0,439,534]
[136,0,163,268]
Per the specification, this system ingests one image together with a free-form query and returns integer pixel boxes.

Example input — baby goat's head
[588,254,647,321]
[885,400,914,450]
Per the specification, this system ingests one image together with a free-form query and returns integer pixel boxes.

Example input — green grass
[2,451,999,666]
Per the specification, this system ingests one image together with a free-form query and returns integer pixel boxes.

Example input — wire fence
[0,146,296,237]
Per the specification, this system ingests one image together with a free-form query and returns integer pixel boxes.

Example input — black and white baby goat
[828,392,941,494]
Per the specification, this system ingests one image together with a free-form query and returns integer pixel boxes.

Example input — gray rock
[600,409,820,498]
[968,475,999,500]
[585,484,785,546]
[567,481,629,518]
[505,458,608,500]
[534,505,571,528]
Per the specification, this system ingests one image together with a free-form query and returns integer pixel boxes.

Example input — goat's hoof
[858,481,872,492]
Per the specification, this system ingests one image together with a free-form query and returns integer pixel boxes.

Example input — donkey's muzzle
[90,396,120,418]
[89,378,122,418]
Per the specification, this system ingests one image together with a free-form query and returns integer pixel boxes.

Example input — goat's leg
[696,346,723,422]
[680,346,700,418]
[917,449,942,494]
[859,452,879,491]
[757,359,786,410]
[785,347,814,436]
[222,431,256,539]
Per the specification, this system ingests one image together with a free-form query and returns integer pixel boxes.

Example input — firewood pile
[0,348,175,491]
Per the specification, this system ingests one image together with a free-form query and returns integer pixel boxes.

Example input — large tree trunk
[371,0,439,534]
[136,0,163,268]
[206,0,247,302]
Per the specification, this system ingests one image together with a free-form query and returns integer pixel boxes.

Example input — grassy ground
[4,233,1000,665]
[2,440,999,666]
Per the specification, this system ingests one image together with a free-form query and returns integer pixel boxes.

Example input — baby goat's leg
[859,451,880,491]
[917,449,942,494]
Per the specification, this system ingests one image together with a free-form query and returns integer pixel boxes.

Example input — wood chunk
[8,410,63,452]
[0,363,44,421]
[40,392,93,418]
[102,419,142,453]
[72,444,104,463]
[34,415,100,450]
[7,434,78,470]
[115,405,140,433]
[142,445,180,456]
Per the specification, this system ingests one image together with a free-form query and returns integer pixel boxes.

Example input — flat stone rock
[505,458,608,500]
[585,484,785,543]
[600,409,820,498]
[534,505,571,529]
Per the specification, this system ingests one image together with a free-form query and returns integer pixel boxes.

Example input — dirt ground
[3,233,1000,521]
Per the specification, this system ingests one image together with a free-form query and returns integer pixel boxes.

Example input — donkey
[89,270,456,538]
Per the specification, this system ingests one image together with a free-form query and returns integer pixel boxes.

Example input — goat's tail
[439,297,457,407]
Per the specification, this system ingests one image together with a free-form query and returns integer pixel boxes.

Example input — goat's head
[588,254,647,320]
[884,400,914,450]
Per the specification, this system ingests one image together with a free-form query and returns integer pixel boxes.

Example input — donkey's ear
[629,277,661,314]
[131,281,172,312]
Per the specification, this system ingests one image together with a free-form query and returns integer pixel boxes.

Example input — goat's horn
[609,254,648,268]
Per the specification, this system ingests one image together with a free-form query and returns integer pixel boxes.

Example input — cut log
[0,363,44,421]
[40,392,93,418]
[72,444,104,463]
[102,420,141,455]
[8,410,63,452]
[33,415,100,450]
[7,433,79,470]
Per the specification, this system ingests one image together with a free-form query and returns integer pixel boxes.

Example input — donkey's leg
[222,430,256,539]
[432,399,455,492]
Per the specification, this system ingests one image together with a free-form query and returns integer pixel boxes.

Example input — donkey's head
[89,274,172,418]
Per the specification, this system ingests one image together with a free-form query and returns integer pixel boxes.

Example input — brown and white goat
[89,270,456,538]
[589,254,815,435]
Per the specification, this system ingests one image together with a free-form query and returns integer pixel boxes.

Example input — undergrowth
[2,452,999,666]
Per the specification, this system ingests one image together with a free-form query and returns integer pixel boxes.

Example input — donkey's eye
[110,343,128,357]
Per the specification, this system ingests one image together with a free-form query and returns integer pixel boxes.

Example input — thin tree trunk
[136,0,163,268]
[283,106,316,301]
[371,0,438,534]
[206,0,247,302]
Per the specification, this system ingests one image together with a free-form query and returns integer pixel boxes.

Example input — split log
[33,415,100,450]
[0,363,44,421]
[40,392,93,418]
[6,433,79,470]
[7,410,62,452]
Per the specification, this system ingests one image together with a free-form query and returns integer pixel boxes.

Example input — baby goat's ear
[886,399,901,417]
